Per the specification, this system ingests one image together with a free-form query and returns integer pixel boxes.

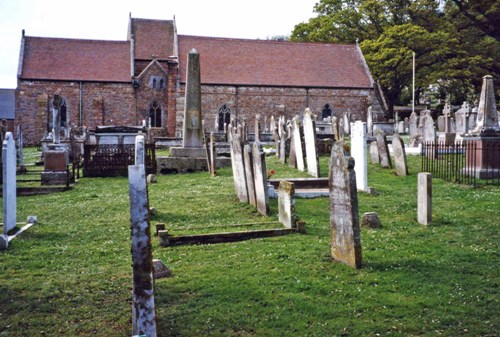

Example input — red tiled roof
[178,35,373,88]
[20,36,131,82]
[131,18,175,60]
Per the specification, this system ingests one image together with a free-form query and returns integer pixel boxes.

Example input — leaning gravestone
[128,164,157,337]
[375,130,392,168]
[350,121,368,191]
[392,133,408,176]
[252,141,270,216]
[229,130,248,203]
[329,143,362,269]
[303,108,320,178]
[0,133,17,249]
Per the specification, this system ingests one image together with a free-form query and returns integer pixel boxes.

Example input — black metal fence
[83,143,156,177]
[421,140,500,186]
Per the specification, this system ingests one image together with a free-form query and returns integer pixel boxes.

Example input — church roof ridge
[24,35,129,44]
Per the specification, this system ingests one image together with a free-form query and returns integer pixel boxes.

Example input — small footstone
[361,212,382,229]
[147,174,157,184]
[153,259,172,279]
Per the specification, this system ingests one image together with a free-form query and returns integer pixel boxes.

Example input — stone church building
[15,16,382,144]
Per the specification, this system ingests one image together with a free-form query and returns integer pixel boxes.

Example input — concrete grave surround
[128,164,157,337]
[292,117,305,171]
[392,133,409,176]
[375,130,392,168]
[252,141,270,216]
[243,144,257,207]
[417,172,432,225]
[303,108,320,177]
[329,143,362,269]
[278,181,296,229]
[350,121,368,191]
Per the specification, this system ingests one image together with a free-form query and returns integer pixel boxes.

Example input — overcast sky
[0,0,318,88]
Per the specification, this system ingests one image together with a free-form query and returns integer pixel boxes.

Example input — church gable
[130,18,176,60]
[135,59,169,90]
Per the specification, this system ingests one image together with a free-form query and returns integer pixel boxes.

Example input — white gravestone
[1,133,16,249]
[350,121,368,191]
[303,108,320,178]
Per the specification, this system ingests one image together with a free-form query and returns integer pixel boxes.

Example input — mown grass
[0,147,498,336]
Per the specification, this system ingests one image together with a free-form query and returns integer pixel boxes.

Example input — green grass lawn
[0,149,498,336]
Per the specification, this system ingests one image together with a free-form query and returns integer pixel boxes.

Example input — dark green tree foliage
[291,0,500,113]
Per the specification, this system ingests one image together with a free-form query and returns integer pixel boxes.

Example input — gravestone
[288,122,297,169]
[205,132,216,177]
[134,134,145,166]
[369,141,379,164]
[128,164,157,337]
[1,133,16,249]
[243,144,256,207]
[366,106,373,136]
[52,95,62,144]
[398,121,405,134]
[254,114,261,142]
[350,121,368,191]
[279,117,286,164]
[331,116,339,140]
[338,117,345,140]
[375,130,392,168]
[303,108,320,178]
[437,116,445,132]
[442,102,456,144]
[421,114,437,143]
[17,125,23,167]
[417,172,432,225]
[343,112,351,135]
[292,117,305,172]
[278,181,296,229]
[392,133,408,176]
[361,212,382,229]
[229,131,248,203]
[409,111,419,137]
[329,143,362,269]
[252,141,269,216]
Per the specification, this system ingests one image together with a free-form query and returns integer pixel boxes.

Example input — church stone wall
[177,84,373,133]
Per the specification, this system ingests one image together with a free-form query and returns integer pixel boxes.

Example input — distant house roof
[178,35,373,88]
[0,89,15,119]
[130,18,175,60]
[20,36,132,82]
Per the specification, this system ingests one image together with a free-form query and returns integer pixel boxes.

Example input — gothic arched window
[321,103,333,120]
[218,104,231,131]
[149,101,162,127]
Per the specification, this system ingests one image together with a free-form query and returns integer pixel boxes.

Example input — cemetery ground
[0,148,498,337]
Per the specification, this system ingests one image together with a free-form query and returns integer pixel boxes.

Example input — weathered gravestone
[252,141,270,216]
[292,117,305,171]
[303,108,320,178]
[279,117,287,164]
[472,75,500,134]
[17,125,23,167]
[361,212,382,229]
[375,130,392,168]
[229,130,248,203]
[350,121,368,191]
[369,141,379,164]
[417,172,432,225]
[421,113,437,143]
[243,144,256,207]
[278,181,296,229]
[409,111,419,137]
[392,133,408,176]
[0,133,16,249]
[128,164,157,337]
[135,134,145,166]
[329,143,362,269]
[254,114,261,142]
[331,116,339,140]
[366,106,373,137]
[288,123,297,169]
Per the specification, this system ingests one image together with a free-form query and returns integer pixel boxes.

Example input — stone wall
[176,84,375,133]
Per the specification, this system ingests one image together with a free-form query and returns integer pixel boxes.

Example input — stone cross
[392,133,408,176]
[462,101,471,134]
[52,95,61,144]
[303,108,320,178]
[443,101,452,133]
[1,132,16,249]
[182,49,204,148]
[128,164,157,337]
[252,141,269,216]
[292,117,305,172]
[473,75,499,133]
[350,121,368,191]
[417,172,432,225]
[329,143,362,269]
[278,181,296,229]
[135,134,145,166]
